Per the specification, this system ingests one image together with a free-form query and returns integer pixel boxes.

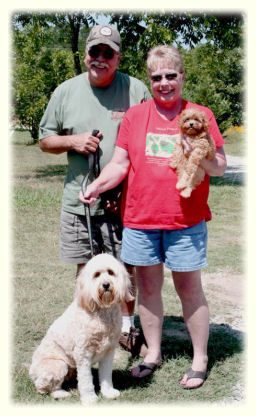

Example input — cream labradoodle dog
[29,253,133,405]
[170,108,216,198]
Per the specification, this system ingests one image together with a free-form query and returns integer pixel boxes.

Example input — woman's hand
[200,146,227,177]
[181,134,192,156]
[79,183,100,206]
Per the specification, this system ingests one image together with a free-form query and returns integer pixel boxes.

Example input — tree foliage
[12,19,75,141]
[11,11,245,141]
[182,44,244,131]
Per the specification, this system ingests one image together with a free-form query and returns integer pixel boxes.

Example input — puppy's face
[178,109,209,136]
[77,254,134,313]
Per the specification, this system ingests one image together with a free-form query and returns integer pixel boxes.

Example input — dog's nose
[103,283,110,291]
[189,122,194,127]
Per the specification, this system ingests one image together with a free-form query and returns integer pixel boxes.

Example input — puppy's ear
[77,275,97,313]
[201,113,209,130]
[178,111,185,128]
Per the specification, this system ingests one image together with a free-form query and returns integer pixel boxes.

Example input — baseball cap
[86,25,121,52]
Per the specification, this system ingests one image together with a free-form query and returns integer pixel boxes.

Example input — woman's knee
[136,264,163,297]
[172,270,204,301]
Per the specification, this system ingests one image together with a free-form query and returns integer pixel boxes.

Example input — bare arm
[200,146,227,177]
[39,131,102,155]
[79,146,130,206]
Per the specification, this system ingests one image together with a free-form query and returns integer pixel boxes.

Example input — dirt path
[224,154,246,184]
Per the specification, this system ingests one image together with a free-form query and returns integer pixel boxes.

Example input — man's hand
[71,131,102,154]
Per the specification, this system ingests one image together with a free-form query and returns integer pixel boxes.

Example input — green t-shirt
[39,71,151,215]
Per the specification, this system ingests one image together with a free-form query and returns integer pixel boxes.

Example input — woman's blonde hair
[147,45,185,75]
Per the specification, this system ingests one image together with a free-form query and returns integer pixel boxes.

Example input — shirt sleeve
[39,88,63,140]
[115,110,132,150]
[207,110,225,148]
[143,86,152,102]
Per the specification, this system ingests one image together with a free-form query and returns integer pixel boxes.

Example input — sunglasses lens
[89,46,100,58]
[89,46,115,60]
[151,75,162,82]
[103,48,114,59]
[166,73,178,80]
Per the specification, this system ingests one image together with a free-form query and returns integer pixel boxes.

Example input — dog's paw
[81,393,98,406]
[51,389,71,399]
[170,159,177,169]
[176,180,186,190]
[180,187,192,198]
[101,387,120,399]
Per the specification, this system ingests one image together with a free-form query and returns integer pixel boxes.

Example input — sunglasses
[88,45,115,60]
[150,73,178,82]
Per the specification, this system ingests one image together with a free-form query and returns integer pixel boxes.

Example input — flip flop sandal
[131,361,161,378]
[181,367,207,389]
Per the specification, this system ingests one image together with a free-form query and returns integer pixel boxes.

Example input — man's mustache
[91,61,109,69]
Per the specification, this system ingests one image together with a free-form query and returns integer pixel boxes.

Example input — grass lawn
[223,128,246,157]
[11,130,245,405]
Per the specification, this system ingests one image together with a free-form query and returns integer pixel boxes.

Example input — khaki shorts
[60,210,123,264]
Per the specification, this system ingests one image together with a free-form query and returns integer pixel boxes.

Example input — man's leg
[118,265,148,356]
[120,265,136,330]
[172,270,209,388]
[92,213,144,356]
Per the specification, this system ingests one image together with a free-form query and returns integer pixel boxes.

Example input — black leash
[81,129,100,257]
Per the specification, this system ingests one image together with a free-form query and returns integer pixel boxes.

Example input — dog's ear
[125,290,135,303]
[118,266,135,303]
[76,275,98,313]
[178,111,185,128]
[201,112,210,130]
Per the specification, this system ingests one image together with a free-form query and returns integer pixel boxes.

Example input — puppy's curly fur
[29,254,134,405]
[170,108,216,198]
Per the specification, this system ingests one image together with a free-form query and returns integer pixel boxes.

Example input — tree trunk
[31,123,39,143]
[68,13,82,75]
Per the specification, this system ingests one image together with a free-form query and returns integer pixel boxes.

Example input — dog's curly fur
[29,253,134,405]
[170,108,216,198]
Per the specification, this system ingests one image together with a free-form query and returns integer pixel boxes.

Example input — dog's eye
[93,271,101,278]
[107,269,115,276]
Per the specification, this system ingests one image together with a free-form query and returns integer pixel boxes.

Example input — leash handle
[81,129,100,257]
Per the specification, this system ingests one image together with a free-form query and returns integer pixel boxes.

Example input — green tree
[11,11,245,138]
[110,12,244,48]
[12,12,95,75]
[182,44,244,131]
[12,21,74,141]
[109,11,244,131]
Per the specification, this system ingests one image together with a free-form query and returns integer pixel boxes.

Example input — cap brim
[87,38,120,52]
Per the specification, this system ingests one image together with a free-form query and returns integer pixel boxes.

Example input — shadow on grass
[61,314,244,395]
[210,171,244,186]
[111,314,244,392]
[35,164,67,178]
[24,313,242,403]
[161,315,243,369]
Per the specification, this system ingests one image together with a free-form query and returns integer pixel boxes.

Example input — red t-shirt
[116,98,225,230]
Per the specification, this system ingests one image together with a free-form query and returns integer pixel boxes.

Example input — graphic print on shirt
[145,132,179,166]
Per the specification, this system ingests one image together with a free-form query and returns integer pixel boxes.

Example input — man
[39,25,151,356]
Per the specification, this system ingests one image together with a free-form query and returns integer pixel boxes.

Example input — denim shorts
[121,221,208,272]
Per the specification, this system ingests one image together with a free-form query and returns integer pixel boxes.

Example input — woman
[79,45,227,389]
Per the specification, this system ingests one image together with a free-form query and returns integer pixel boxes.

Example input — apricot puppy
[170,109,216,197]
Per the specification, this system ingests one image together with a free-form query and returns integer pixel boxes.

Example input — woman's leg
[135,263,164,364]
[172,270,209,388]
